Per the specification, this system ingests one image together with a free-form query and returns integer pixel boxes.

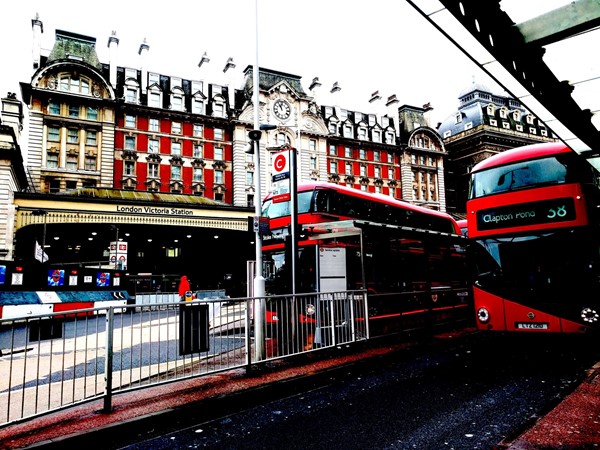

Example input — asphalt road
[114,331,599,450]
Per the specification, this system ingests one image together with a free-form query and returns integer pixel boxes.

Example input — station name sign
[476,197,576,231]
[116,205,194,216]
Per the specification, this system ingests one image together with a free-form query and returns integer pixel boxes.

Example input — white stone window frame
[172,122,182,135]
[125,78,140,104]
[171,164,182,180]
[171,141,182,156]
[149,118,160,132]
[170,87,185,112]
[214,128,224,141]
[148,162,160,178]
[193,124,204,137]
[124,160,136,176]
[193,144,203,158]
[148,84,162,108]
[125,115,136,128]
[148,139,159,153]
[214,146,224,161]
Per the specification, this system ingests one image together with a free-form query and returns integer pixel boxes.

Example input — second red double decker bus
[467,142,600,333]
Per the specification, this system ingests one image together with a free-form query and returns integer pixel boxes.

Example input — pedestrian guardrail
[0,290,368,426]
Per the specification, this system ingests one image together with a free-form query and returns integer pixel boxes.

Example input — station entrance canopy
[14,188,252,231]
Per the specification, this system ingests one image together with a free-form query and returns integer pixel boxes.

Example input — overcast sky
[0,1,572,128]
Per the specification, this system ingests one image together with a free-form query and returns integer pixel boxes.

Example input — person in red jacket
[178,275,191,301]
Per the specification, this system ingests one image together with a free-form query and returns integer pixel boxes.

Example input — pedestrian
[178,275,191,302]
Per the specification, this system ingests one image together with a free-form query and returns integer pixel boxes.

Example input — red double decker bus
[261,182,472,351]
[467,142,600,333]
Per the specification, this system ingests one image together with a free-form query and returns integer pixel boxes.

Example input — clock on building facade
[273,99,291,120]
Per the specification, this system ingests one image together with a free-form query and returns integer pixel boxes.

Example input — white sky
[0,0,576,128]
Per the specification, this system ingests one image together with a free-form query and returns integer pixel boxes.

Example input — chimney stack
[138,38,149,92]
[107,31,119,88]
[31,13,43,70]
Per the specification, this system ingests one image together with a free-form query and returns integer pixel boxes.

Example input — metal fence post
[103,307,114,413]
[245,297,253,373]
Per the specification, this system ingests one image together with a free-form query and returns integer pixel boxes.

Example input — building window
[49,179,60,193]
[193,167,203,181]
[172,122,182,134]
[171,141,181,156]
[67,128,79,144]
[48,126,60,142]
[276,133,287,147]
[490,119,498,126]
[149,92,161,108]
[149,72,160,85]
[171,165,181,180]
[247,194,254,207]
[192,98,204,114]
[49,102,60,115]
[214,128,224,140]
[124,160,135,176]
[526,115,535,124]
[358,127,367,140]
[126,88,138,104]
[171,93,184,111]
[148,163,159,178]
[246,171,254,185]
[329,161,337,173]
[69,105,79,118]
[214,147,224,160]
[125,135,135,150]
[125,115,136,128]
[385,131,395,144]
[47,153,59,169]
[193,144,203,158]
[215,170,224,184]
[502,122,511,129]
[329,144,336,155]
[60,75,89,94]
[86,130,97,146]
[310,156,317,170]
[329,122,338,134]
[343,124,353,138]
[373,151,380,162]
[360,165,366,176]
[66,154,78,170]
[374,166,381,178]
[345,162,352,175]
[193,124,204,137]
[372,130,382,143]
[359,149,366,159]
[345,147,352,158]
[213,103,225,118]
[149,118,159,131]
[87,107,98,120]
[85,156,96,170]
[309,139,316,151]
[66,180,77,191]
[148,139,159,153]
[499,108,508,119]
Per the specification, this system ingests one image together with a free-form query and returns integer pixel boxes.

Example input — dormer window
[455,113,462,124]
[486,104,495,116]
[499,108,508,119]
[512,110,521,121]
[170,87,185,112]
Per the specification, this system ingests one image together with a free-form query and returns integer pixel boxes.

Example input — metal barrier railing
[0,290,368,426]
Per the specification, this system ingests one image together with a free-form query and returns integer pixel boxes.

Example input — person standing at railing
[178,275,191,302]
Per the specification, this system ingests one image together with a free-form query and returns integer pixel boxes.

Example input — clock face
[273,99,291,120]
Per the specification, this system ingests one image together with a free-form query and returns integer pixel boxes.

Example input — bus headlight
[581,307,599,323]
[477,307,490,323]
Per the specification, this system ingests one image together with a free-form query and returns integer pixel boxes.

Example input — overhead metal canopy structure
[406,0,600,168]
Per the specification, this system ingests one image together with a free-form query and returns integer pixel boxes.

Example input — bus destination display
[476,197,576,231]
